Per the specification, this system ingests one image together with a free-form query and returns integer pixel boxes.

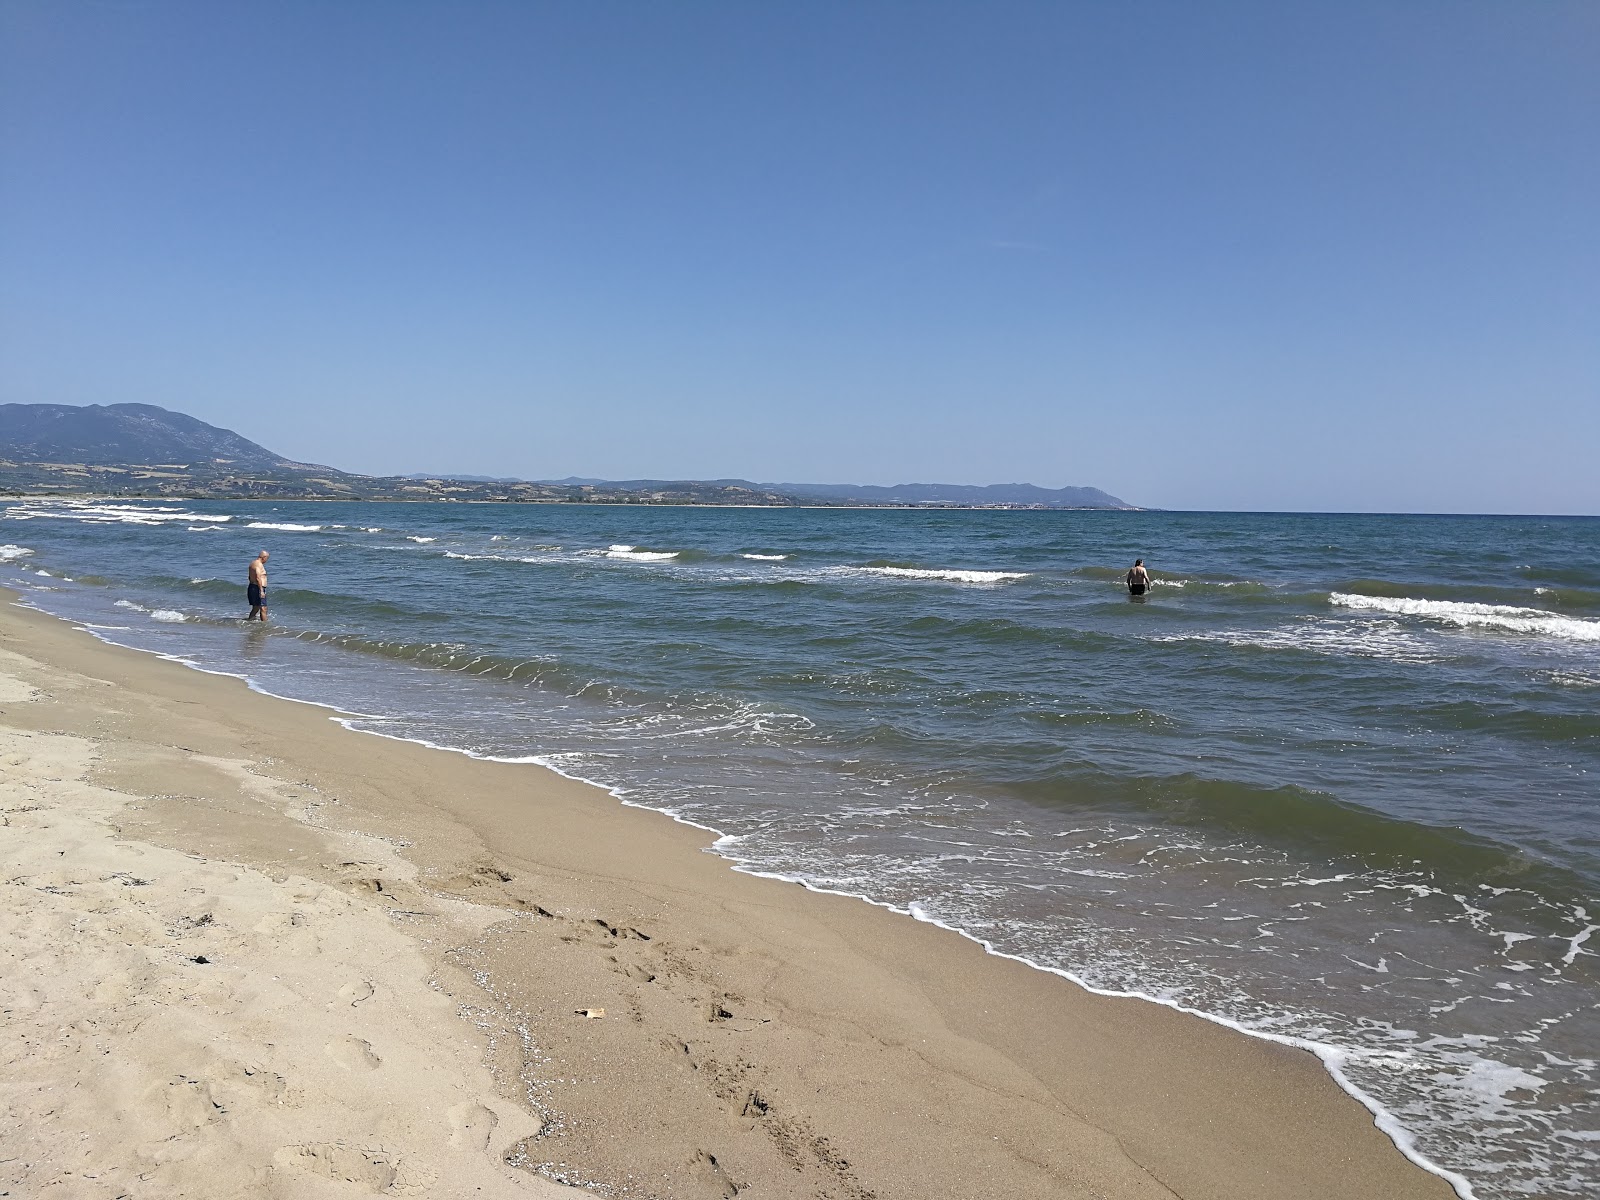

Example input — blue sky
[2,2,1595,513]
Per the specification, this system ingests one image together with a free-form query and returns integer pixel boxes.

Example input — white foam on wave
[246,521,323,532]
[1149,578,1258,589]
[1546,670,1600,689]
[407,536,437,543]
[742,553,788,561]
[443,550,543,564]
[862,566,1030,585]
[1154,621,1441,665]
[5,501,233,526]
[113,599,148,612]
[0,544,35,562]
[605,544,679,562]
[187,525,227,532]
[1331,593,1600,642]
[149,609,186,623]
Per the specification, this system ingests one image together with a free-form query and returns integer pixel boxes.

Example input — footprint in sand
[273,1143,399,1191]
[325,1035,381,1071]
[336,979,375,1006]
[447,1100,499,1152]
[155,1075,224,1131]
[690,1149,742,1197]
[607,955,657,984]
[253,910,307,934]
[253,909,320,955]
[0,981,42,1012]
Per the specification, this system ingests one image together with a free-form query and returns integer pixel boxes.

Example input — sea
[2,498,1595,1199]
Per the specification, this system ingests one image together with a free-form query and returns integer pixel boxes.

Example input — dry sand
[0,590,1458,1199]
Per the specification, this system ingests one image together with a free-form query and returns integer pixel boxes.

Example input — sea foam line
[604,544,679,561]
[765,882,1480,1200]
[859,566,1030,584]
[443,551,545,564]
[5,502,234,525]
[1331,593,1600,642]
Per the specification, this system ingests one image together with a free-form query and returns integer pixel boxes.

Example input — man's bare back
[1126,559,1150,596]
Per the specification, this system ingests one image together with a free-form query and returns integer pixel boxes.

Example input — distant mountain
[1,403,1134,508]
[0,404,796,504]
[0,402,318,469]
[540,476,779,491]
[399,472,526,483]
[771,481,1131,508]
[539,478,1132,508]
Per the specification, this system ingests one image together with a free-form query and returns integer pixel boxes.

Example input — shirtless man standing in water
[1126,558,1150,596]
[246,550,269,621]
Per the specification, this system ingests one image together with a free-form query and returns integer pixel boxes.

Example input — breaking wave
[1154,622,1443,665]
[1330,593,1600,642]
[859,566,1030,585]
[5,501,233,525]
[604,544,679,562]
[443,550,544,564]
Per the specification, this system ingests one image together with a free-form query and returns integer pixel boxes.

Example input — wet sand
[0,589,1457,1199]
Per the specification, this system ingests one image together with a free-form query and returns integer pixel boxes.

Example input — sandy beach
[0,588,1457,1200]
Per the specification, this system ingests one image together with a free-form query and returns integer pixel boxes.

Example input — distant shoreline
[0,489,1143,512]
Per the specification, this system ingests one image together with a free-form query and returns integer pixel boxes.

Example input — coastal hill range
[1,402,1132,509]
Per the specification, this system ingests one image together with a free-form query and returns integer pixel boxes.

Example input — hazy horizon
[2,3,1595,515]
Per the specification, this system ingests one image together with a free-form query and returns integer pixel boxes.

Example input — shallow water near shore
[4,499,1596,1198]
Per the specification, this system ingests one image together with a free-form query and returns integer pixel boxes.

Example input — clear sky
[2,2,1595,513]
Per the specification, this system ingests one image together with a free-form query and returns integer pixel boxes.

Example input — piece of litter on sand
[575,1007,605,1019]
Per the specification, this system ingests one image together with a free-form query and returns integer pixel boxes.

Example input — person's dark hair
[1134,559,1143,566]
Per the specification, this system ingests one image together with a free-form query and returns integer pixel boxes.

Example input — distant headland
[0,403,1134,509]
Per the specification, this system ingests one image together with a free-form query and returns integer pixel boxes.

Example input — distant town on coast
[0,402,1135,510]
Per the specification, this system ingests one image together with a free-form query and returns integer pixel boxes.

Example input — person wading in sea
[1126,558,1150,597]
[246,550,269,622]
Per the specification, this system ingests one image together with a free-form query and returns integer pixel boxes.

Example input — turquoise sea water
[3,498,1596,1198]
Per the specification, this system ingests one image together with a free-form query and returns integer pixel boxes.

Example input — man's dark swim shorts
[1128,583,1147,595]
[248,583,264,606]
